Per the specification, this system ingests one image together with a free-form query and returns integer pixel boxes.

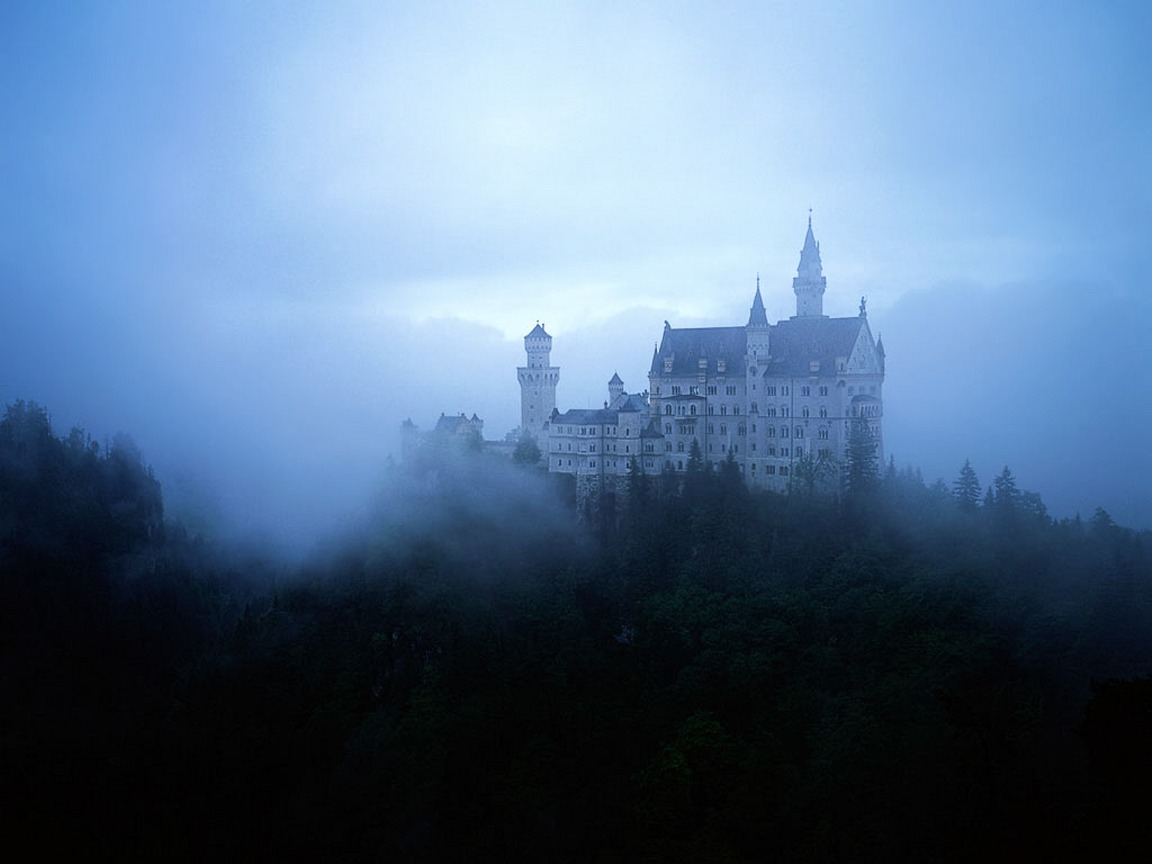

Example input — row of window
[656,381,868,399]
[559,425,621,436]
[657,383,845,399]
[660,403,839,419]
[554,442,637,454]
[553,446,837,474]
[657,423,834,440]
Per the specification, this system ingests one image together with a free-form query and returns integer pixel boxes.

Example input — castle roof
[651,326,746,376]
[434,413,481,434]
[765,316,865,376]
[747,283,768,327]
[650,315,868,379]
[608,372,623,385]
[613,392,648,412]
[640,419,664,438]
[797,216,823,280]
[552,391,648,428]
[525,323,551,340]
[552,407,619,426]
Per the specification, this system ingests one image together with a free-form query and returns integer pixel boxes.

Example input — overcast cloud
[2,1,1149,552]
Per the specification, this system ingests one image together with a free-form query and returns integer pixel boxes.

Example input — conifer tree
[844,416,879,495]
[993,466,1019,511]
[953,458,981,512]
[512,433,541,466]
[686,438,704,473]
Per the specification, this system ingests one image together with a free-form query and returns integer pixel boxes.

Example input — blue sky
[3,1,1150,549]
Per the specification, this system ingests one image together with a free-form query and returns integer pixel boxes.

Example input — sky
[2,1,1150,552]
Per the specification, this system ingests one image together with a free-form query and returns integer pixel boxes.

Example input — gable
[843,319,881,375]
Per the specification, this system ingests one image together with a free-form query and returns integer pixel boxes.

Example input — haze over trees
[3,399,1151,861]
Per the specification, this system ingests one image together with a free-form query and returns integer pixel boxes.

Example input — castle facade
[520,219,885,497]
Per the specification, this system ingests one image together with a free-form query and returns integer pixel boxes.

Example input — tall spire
[747,275,768,327]
[798,215,822,282]
[793,214,827,317]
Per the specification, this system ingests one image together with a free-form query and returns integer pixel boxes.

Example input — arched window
[689,404,697,416]
[665,404,672,415]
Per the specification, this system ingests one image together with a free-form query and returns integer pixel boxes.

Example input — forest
[2,399,1151,862]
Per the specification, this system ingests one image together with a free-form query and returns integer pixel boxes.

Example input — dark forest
[3,399,1151,862]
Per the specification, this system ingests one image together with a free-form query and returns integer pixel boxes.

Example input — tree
[844,416,879,495]
[953,459,981,512]
[686,438,704,474]
[791,450,837,499]
[992,466,1019,512]
[512,433,542,466]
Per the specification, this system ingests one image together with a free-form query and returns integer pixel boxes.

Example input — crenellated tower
[517,322,559,445]
[793,215,827,317]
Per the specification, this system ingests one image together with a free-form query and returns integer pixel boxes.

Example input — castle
[520,218,885,497]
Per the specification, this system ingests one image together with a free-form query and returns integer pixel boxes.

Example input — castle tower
[793,215,827,317]
[517,323,559,443]
[608,372,624,406]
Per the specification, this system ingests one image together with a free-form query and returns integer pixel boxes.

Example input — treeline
[2,401,1151,861]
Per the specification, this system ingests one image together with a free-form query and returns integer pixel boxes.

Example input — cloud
[882,279,1152,528]
[3,0,1150,553]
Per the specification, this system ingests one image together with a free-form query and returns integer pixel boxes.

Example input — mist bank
[1,274,1146,558]
[880,279,1152,530]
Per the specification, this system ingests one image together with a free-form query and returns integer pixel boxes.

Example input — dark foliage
[4,401,1152,861]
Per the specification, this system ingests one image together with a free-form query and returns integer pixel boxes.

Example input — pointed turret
[746,275,770,361]
[608,372,624,405]
[793,214,827,317]
[747,275,769,327]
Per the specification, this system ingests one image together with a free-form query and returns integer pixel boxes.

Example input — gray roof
[764,316,864,376]
[613,392,648,412]
[651,326,747,376]
[650,316,866,379]
[434,413,479,433]
[551,389,649,427]
[747,286,769,327]
[551,407,619,426]
[640,419,665,438]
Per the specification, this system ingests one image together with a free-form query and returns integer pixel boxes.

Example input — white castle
[519,218,885,497]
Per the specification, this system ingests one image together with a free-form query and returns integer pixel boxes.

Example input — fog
[3,1,1149,555]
